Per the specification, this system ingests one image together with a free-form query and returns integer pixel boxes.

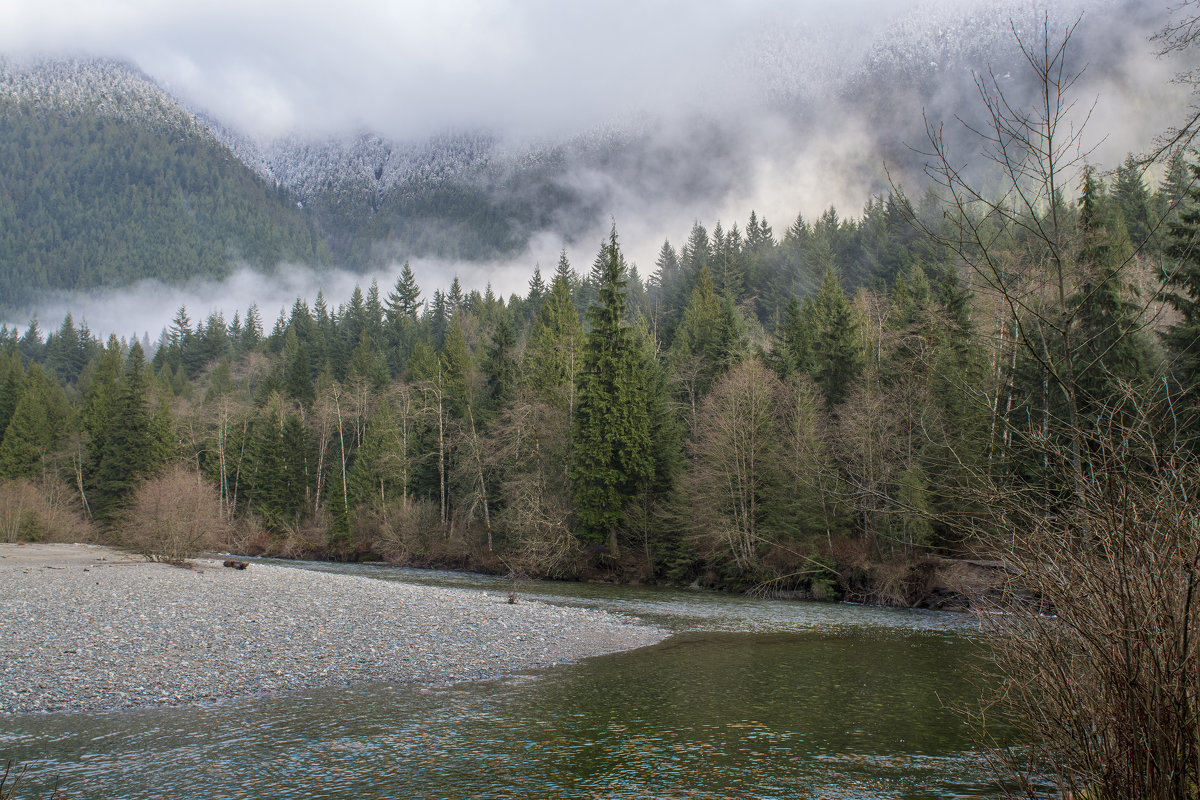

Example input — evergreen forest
[2,146,1194,604]
[0,98,330,307]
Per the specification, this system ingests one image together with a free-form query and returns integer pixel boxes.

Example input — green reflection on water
[2,569,1001,800]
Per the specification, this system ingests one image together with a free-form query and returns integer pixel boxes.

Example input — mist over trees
[0,95,329,308]
[0,130,1188,597]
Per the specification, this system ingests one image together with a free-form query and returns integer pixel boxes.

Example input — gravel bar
[0,544,669,714]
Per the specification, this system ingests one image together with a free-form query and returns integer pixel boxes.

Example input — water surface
[2,561,1003,799]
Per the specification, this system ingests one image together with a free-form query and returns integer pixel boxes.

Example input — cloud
[0,0,1005,142]
[3,0,1196,339]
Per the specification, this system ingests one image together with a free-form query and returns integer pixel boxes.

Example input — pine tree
[92,343,163,520]
[526,267,584,415]
[571,225,652,551]
[0,363,69,479]
[810,267,862,407]
[1160,161,1200,417]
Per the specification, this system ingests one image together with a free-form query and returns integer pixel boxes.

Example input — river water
[2,561,1006,799]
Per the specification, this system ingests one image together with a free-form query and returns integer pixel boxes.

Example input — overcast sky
[2,0,1194,338]
[0,0,1126,143]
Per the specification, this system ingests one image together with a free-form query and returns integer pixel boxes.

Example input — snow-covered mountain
[0,0,1177,311]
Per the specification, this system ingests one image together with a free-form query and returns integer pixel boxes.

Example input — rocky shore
[0,544,669,714]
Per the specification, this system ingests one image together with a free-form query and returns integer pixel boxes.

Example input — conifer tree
[0,363,69,479]
[240,304,263,354]
[1112,153,1155,250]
[1075,169,1153,417]
[387,262,423,324]
[669,266,743,426]
[527,267,547,305]
[1163,160,1200,417]
[348,399,405,509]
[18,318,44,365]
[571,225,652,551]
[93,342,163,520]
[809,267,862,407]
[525,267,584,416]
[0,351,25,443]
[768,296,815,377]
[244,395,292,529]
[482,316,518,413]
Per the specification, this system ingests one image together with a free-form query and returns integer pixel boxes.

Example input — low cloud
[3,0,1196,339]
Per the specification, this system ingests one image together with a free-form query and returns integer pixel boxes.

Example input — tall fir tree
[571,225,653,551]
[525,266,584,416]
[92,342,165,520]
[0,362,69,479]
[809,267,862,407]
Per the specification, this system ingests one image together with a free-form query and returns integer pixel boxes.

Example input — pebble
[0,559,668,714]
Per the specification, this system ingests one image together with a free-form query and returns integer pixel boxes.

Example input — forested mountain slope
[0,59,328,308]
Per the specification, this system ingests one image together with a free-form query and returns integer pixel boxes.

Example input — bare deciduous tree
[975,403,1200,800]
[117,465,228,563]
[0,477,95,543]
[906,16,1200,799]
[682,360,782,572]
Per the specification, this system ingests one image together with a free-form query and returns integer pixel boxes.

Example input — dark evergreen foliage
[0,103,328,308]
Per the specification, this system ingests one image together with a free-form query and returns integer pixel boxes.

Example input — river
[2,560,1008,799]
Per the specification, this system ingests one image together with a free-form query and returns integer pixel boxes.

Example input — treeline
[0,100,329,307]
[1,152,1194,600]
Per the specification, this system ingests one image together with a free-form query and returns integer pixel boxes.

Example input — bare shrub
[117,465,228,563]
[0,477,95,543]
[974,410,1200,800]
[1,760,60,800]
[276,508,334,560]
[362,498,443,565]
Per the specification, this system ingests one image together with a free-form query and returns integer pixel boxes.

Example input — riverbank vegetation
[2,11,1200,798]
[0,130,1186,600]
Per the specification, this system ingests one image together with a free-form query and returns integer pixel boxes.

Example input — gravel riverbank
[0,544,669,714]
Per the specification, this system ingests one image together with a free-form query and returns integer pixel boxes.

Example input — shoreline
[0,543,669,715]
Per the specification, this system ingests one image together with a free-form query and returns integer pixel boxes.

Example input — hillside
[0,0,1165,316]
[0,59,329,310]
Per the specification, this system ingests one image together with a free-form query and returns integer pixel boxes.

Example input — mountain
[0,0,1165,316]
[0,59,329,311]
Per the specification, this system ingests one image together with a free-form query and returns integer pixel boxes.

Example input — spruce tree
[571,225,652,551]
[92,343,162,520]
[809,267,862,407]
[526,267,584,415]
[387,262,423,323]
[0,363,69,479]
